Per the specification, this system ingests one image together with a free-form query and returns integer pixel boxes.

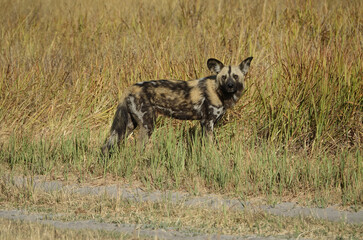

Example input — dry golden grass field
[0,0,362,238]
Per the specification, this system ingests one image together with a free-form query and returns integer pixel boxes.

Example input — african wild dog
[102,56,253,154]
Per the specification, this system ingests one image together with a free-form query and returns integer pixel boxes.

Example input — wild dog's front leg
[200,119,215,142]
[201,105,225,142]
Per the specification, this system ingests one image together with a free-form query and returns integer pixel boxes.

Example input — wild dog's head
[207,57,253,94]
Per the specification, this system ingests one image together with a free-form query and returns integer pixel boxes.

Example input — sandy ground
[1,175,362,239]
[0,209,307,240]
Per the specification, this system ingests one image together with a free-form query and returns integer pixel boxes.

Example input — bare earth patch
[0,210,303,240]
[0,175,361,239]
[8,176,363,224]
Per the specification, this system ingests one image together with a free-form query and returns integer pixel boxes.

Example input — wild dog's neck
[216,86,245,109]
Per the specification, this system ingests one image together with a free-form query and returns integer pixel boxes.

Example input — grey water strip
[5,175,363,224]
[0,210,304,240]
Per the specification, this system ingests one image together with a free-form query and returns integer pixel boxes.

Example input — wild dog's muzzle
[225,79,236,93]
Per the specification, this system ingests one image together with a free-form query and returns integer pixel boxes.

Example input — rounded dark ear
[239,57,253,74]
[207,58,224,74]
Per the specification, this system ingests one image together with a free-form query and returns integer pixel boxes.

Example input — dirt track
[1,175,362,239]
[0,209,309,240]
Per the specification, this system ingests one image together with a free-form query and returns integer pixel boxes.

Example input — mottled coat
[102,57,253,153]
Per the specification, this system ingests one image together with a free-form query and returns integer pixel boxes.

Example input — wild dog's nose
[227,81,235,89]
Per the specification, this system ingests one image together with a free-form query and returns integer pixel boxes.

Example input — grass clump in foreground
[0,0,362,207]
[0,179,361,239]
[2,123,362,207]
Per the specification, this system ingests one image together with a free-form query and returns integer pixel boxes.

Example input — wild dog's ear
[207,58,224,74]
[239,57,253,74]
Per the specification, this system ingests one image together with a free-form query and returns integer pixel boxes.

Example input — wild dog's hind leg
[125,113,138,139]
[127,96,155,146]
[137,113,155,145]
[102,102,135,155]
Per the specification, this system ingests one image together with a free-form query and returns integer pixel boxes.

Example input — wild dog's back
[131,79,207,120]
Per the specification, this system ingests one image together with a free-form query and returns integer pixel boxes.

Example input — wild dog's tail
[101,100,129,155]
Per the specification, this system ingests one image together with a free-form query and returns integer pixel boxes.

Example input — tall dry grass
[1,0,361,148]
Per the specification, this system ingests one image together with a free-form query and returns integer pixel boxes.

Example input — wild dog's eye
[233,74,239,80]
[221,75,227,80]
